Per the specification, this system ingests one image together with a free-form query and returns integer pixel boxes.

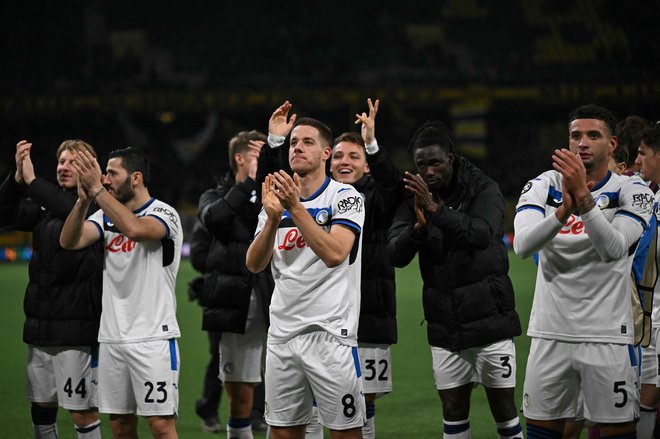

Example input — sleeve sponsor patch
[337,195,364,214]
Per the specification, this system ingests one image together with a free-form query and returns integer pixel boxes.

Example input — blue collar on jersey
[301,176,331,202]
[590,170,612,192]
[133,197,156,214]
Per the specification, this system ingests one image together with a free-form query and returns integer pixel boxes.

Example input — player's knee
[31,405,58,425]
[438,388,471,420]
[147,415,176,435]
[69,409,99,428]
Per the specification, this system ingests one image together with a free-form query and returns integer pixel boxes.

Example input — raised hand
[271,170,301,211]
[355,98,380,145]
[269,101,297,138]
[14,140,32,184]
[404,171,440,215]
[247,140,265,180]
[262,174,284,220]
[70,150,103,193]
[552,148,595,214]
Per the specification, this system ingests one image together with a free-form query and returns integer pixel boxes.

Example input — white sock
[227,424,253,439]
[496,417,523,439]
[33,423,58,439]
[76,419,101,439]
[362,415,375,439]
[305,405,323,438]
[444,419,470,439]
[305,421,323,438]
[639,404,657,439]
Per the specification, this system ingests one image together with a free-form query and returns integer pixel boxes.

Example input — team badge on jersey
[595,193,611,209]
[315,208,330,225]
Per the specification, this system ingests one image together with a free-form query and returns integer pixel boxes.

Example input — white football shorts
[97,339,179,417]
[523,338,639,423]
[265,330,366,430]
[640,327,659,385]
[358,343,392,395]
[219,291,266,383]
[431,338,516,390]
[27,345,98,410]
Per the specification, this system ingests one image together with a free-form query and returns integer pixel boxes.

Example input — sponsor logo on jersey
[337,195,364,214]
[277,228,306,251]
[632,193,653,212]
[521,181,532,194]
[558,215,586,235]
[162,325,168,332]
[153,206,178,225]
[106,235,137,253]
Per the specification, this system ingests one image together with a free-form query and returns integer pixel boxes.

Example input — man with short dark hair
[247,103,366,439]
[329,99,403,439]
[197,130,273,439]
[515,104,653,438]
[388,120,522,439]
[60,146,182,439]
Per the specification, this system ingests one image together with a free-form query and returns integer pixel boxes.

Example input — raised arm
[72,150,167,242]
[246,175,284,273]
[60,179,102,250]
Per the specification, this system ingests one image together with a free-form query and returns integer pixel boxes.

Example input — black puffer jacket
[387,157,521,351]
[352,149,403,344]
[0,173,103,347]
[197,173,273,333]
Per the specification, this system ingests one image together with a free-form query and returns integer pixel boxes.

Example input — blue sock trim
[444,421,469,434]
[76,420,101,433]
[498,423,523,437]
[366,403,375,419]
[31,405,58,425]
[526,424,561,439]
[228,417,252,428]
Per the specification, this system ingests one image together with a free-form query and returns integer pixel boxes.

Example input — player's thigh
[52,346,98,410]
[302,332,365,431]
[522,338,580,420]
[97,342,134,414]
[126,339,180,417]
[219,326,265,383]
[26,345,57,404]
[579,343,639,424]
[430,345,477,390]
[264,341,314,427]
[475,338,516,388]
[358,343,392,396]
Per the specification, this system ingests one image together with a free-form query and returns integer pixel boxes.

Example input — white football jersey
[88,198,182,343]
[652,192,660,325]
[255,177,365,346]
[515,170,653,344]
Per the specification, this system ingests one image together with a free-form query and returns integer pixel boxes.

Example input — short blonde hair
[55,139,97,160]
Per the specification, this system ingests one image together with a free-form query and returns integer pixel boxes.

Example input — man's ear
[132,171,143,187]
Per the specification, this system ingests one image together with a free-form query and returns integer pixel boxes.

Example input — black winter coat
[352,149,403,344]
[387,157,521,351]
[0,174,103,347]
[197,173,273,333]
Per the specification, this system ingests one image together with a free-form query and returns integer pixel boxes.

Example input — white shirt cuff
[365,139,379,155]
[267,133,286,148]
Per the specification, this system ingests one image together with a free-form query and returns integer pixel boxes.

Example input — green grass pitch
[0,252,539,438]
